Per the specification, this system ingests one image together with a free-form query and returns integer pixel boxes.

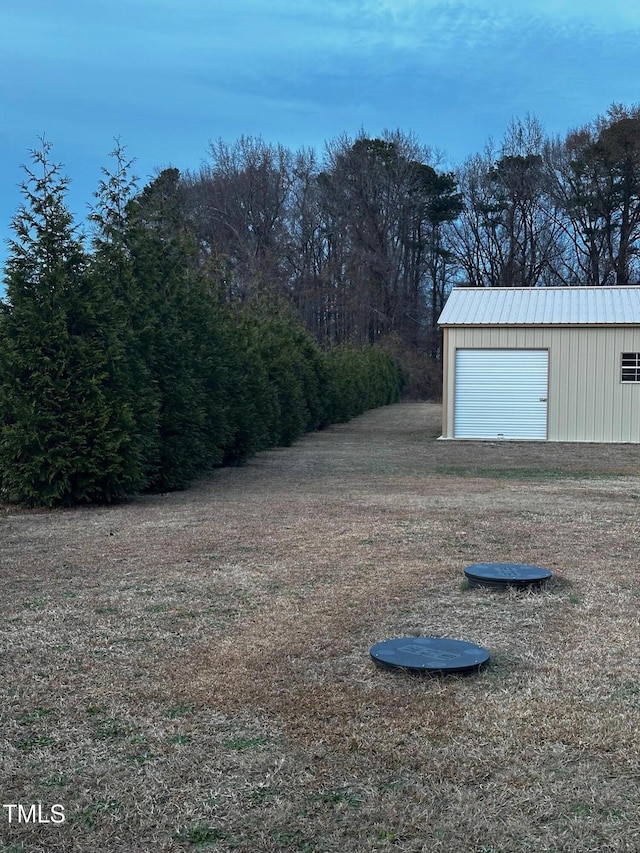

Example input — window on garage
[621,353,640,383]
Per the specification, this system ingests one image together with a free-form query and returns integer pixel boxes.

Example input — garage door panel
[454,349,548,439]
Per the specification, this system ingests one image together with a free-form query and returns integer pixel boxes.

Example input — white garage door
[454,349,548,439]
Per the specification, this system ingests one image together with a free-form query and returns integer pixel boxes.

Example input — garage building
[437,286,640,442]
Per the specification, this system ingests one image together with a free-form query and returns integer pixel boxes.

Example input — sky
[1,0,640,284]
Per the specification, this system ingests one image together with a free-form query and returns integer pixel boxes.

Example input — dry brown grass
[2,402,640,852]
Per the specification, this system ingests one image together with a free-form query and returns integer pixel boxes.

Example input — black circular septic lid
[464,562,552,589]
[370,636,490,675]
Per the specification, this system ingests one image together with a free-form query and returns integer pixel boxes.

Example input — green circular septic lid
[370,636,490,675]
[464,562,553,589]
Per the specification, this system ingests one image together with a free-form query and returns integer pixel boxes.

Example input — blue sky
[1,0,639,280]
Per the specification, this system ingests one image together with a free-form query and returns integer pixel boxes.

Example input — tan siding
[442,325,640,442]
[441,329,450,437]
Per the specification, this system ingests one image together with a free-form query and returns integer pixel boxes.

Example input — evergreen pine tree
[0,140,138,505]
[221,314,280,464]
[126,168,231,490]
[89,141,161,489]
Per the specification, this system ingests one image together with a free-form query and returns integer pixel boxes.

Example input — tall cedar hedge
[0,147,402,507]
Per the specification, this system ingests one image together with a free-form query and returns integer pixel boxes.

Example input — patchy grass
[2,403,640,852]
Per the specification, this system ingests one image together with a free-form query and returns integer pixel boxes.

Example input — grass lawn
[2,402,640,852]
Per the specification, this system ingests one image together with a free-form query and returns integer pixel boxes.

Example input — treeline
[183,131,462,367]
[0,144,401,507]
[454,105,640,289]
[177,103,640,358]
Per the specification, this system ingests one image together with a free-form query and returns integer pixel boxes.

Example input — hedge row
[0,148,402,507]
[175,308,404,480]
[0,299,402,506]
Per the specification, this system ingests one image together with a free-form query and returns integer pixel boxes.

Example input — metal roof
[437,286,640,326]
